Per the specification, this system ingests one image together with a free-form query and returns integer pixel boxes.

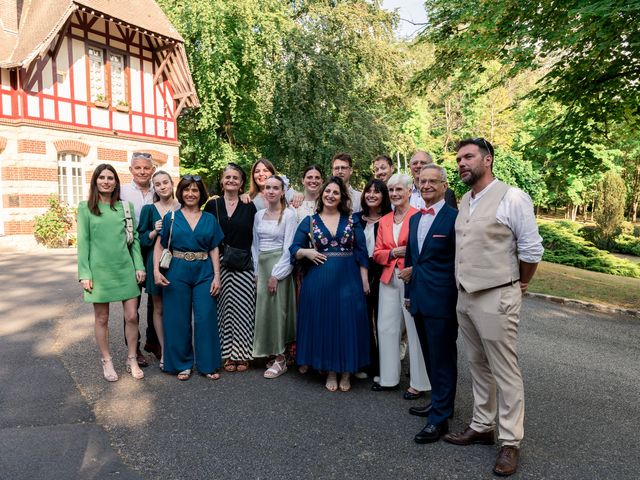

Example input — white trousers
[377,269,430,390]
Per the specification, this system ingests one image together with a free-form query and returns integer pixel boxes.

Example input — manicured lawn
[529,261,640,310]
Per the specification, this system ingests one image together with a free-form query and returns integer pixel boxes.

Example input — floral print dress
[289,214,370,373]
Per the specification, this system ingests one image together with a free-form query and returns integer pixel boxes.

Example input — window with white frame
[88,47,105,102]
[58,153,84,207]
[110,52,126,105]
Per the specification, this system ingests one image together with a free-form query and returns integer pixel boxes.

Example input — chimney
[0,0,24,32]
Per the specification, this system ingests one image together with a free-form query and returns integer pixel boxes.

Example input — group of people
[77,138,543,477]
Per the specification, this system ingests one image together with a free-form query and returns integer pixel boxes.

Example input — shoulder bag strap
[167,209,175,251]
[121,201,134,245]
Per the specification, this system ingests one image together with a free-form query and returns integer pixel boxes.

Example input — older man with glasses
[120,151,161,367]
[408,151,457,210]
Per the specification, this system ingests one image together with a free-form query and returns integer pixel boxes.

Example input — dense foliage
[158,0,640,219]
[539,221,640,278]
[33,196,73,248]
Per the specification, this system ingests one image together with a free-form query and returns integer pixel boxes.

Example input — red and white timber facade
[0,0,198,239]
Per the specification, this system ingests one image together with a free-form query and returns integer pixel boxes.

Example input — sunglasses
[182,174,202,182]
[132,152,152,159]
[473,137,493,156]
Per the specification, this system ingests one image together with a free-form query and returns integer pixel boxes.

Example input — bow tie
[421,207,435,216]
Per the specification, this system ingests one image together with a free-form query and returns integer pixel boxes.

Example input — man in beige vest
[444,138,543,477]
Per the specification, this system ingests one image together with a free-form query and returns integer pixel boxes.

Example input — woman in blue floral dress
[290,176,370,392]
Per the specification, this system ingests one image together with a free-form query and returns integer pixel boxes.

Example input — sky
[381,0,428,39]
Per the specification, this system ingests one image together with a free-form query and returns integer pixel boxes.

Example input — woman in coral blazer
[372,173,430,398]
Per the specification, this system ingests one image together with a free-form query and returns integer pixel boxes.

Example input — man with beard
[444,138,543,477]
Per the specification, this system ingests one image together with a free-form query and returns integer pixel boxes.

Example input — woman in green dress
[77,163,146,382]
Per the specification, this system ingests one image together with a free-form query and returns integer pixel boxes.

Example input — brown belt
[173,251,208,261]
[459,280,519,293]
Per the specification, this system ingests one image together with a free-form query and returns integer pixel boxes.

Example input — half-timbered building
[0,0,198,240]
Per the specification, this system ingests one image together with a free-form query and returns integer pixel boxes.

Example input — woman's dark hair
[317,176,351,215]
[221,163,247,193]
[176,176,208,208]
[360,178,391,217]
[151,170,175,202]
[301,164,324,180]
[249,158,276,199]
[88,163,120,215]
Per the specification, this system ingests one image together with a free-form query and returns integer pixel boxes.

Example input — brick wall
[97,147,128,162]
[3,194,51,208]
[53,140,91,156]
[4,221,35,235]
[17,139,47,154]
[2,167,57,181]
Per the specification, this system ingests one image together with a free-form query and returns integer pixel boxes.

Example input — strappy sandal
[101,357,118,382]
[223,359,237,372]
[177,369,192,381]
[339,373,351,392]
[236,361,250,372]
[325,372,338,392]
[264,357,287,379]
[126,356,145,380]
[206,371,221,380]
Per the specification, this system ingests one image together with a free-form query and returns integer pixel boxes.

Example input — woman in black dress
[204,164,257,372]
[353,179,391,381]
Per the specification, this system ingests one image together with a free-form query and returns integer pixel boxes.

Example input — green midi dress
[77,201,145,303]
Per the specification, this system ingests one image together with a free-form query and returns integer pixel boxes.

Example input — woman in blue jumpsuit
[154,175,224,380]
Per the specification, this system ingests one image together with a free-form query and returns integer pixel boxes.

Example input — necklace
[393,209,409,224]
[224,196,238,206]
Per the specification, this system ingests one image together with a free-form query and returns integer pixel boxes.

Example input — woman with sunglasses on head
[153,175,224,381]
[251,176,297,378]
[372,173,430,398]
[353,178,392,381]
[137,170,180,370]
[290,176,370,392]
[77,163,146,382]
[204,164,257,373]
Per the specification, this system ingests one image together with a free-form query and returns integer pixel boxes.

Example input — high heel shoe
[101,357,118,382]
[126,356,145,380]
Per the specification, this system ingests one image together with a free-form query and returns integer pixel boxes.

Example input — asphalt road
[1,250,639,479]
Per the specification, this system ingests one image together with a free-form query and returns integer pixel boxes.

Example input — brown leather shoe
[443,425,495,445]
[493,446,519,476]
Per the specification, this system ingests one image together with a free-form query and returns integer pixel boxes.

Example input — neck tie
[421,207,435,216]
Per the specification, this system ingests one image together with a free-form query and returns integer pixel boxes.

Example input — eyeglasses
[182,174,202,182]
[132,152,152,159]
[332,165,351,171]
[421,179,446,186]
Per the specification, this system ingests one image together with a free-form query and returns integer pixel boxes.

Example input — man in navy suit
[400,163,458,443]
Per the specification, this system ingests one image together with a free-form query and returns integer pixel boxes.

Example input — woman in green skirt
[251,176,297,378]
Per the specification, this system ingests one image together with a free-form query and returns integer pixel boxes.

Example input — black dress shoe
[409,403,432,417]
[414,420,449,444]
[403,389,425,400]
[371,382,399,392]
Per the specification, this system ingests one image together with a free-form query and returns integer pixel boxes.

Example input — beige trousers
[456,283,524,447]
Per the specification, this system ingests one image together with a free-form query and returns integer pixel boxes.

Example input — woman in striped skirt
[204,164,257,372]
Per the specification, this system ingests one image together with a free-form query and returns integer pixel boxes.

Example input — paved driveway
[1,250,638,479]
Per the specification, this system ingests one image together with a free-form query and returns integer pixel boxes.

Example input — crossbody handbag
[215,198,252,271]
[159,209,175,269]
[121,201,134,247]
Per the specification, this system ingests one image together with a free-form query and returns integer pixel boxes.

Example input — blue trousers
[162,259,221,374]
[413,313,458,425]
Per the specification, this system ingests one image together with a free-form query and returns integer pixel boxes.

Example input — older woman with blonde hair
[372,173,430,398]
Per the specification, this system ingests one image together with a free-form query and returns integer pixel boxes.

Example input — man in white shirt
[444,138,543,477]
[409,151,457,210]
[331,152,362,213]
[120,152,159,367]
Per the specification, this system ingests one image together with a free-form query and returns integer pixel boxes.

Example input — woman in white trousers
[372,173,430,399]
